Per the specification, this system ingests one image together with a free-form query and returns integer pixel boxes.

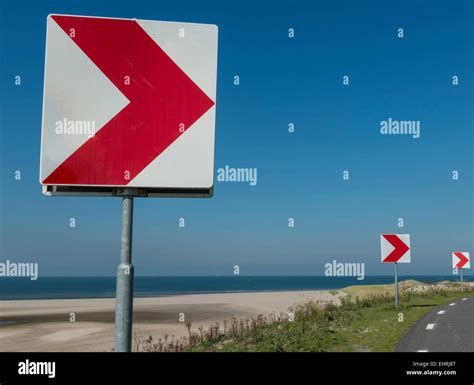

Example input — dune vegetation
[136,282,472,352]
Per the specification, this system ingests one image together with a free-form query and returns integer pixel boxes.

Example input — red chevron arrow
[454,252,469,268]
[382,234,409,262]
[43,15,214,185]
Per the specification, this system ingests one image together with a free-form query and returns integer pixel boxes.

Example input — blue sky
[0,0,472,276]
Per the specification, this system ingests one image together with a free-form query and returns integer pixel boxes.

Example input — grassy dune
[183,283,472,352]
[341,284,394,298]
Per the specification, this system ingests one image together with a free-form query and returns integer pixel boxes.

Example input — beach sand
[0,290,339,352]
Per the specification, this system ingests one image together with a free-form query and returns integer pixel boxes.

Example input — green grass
[341,284,394,298]
[341,279,427,298]
[188,290,472,352]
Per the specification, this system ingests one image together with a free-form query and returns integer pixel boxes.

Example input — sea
[0,275,468,300]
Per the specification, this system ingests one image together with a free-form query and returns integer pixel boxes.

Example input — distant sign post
[381,234,411,308]
[40,15,218,351]
[452,252,470,292]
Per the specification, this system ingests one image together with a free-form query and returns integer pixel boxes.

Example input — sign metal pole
[460,268,464,292]
[115,189,135,352]
[395,262,399,308]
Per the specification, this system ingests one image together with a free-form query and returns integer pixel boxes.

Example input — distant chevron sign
[452,252,470,269]
[381,234,411,263]
[40,15,218,191]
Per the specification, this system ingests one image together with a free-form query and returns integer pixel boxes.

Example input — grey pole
[115,190,135,352]
[460,268,464,292]
[395,262,399,308]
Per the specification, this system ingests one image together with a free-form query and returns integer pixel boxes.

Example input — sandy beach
[0,290,339,352]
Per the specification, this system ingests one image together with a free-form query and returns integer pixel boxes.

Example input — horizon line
[2,274,469,278]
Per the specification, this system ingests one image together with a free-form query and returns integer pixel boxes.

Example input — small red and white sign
[40,14,218,191]
[452,252,470,269]
[381,234,411,263]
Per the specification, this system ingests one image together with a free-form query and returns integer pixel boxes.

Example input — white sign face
[452,252,470,269]
[40,14,218,192]
[381,234,411,263]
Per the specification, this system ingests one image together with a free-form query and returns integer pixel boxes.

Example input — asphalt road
[397,295,474,352]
